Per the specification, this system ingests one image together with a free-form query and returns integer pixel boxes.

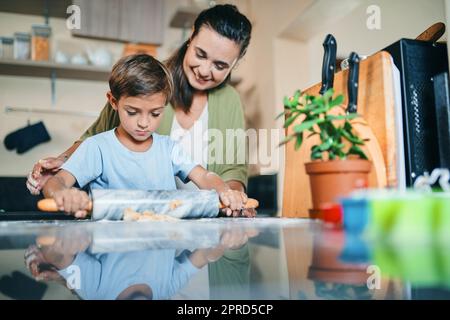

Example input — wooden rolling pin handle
[37,198,93,212]
[219,198,259,209]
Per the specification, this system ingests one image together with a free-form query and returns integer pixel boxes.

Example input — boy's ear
[107,91,118,110]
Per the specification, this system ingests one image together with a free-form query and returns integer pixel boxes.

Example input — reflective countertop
[0,217,449,300]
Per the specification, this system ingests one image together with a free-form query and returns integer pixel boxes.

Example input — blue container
[341,197,369,233]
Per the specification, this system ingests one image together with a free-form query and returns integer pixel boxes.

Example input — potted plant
[279,88,371,218]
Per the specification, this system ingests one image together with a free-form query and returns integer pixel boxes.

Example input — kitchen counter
[0,217,448,300]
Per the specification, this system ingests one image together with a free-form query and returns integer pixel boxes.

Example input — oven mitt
[0,271,47,300]
[3,121,51,154]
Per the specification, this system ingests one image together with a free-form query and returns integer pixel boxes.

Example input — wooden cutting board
[282,51,398,218]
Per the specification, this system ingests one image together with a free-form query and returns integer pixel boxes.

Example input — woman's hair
[165,4,252,113]
[109,54,173,104]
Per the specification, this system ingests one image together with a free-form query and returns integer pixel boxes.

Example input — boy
[43,54,248,218]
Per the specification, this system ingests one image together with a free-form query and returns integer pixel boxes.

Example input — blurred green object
[367,190,450,288]
[367,191,450,244]
[373,242,450,289]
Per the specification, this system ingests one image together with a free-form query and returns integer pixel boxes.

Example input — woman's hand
[219,189,248,217]
[24,245,63,282]
[52,188,91,218]
[27,157,65,195]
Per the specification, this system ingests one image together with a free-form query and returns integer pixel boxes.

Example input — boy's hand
[219,189,248,217]
[52,188,91,218]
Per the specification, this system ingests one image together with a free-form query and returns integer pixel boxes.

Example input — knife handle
[37,198,93,212]
[347,52,360,114]
[219,198,259,209]
[319,34,337,95]
[415,22,445,42]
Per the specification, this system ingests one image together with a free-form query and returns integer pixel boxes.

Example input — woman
[27,4,252,217]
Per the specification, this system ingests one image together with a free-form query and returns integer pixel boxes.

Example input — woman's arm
[27,102,119,195]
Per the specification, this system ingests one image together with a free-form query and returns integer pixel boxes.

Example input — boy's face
[108,92,166,142]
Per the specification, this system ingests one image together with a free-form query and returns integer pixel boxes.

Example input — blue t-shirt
[58,249,199,300]
[62,129,198,191]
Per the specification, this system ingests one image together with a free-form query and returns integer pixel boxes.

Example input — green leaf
[276,110,286,120]
[329,150,336,160]
[311,145,321,153]
[293,118,323,133]
[322,88,334,101]
[341,129,364,145]
[311,105,329,115]
[329,94,344,107]
[279,134,296,146]
[283,112,301,128]
[319,138,333,151]
[283,96,292,108]
[294,133,303,150]
[348,145,368,160]
[325,114,359,121]
[336,149,346,159]
[311,150,323,160]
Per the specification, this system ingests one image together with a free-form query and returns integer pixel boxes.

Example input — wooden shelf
[0,58,110,81]
[0,0,72,19]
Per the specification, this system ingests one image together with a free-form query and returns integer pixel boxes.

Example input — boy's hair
[109,54,173,104]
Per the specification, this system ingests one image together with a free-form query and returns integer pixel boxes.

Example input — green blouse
[80,84,248,188]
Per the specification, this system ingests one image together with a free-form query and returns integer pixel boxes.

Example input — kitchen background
[0,0,448,213]
[0,0,448,301]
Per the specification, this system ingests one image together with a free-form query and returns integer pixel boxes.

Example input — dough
[169,199,182,210]
[123,208,178,222]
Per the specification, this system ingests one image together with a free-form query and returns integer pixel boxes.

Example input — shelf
[0,0,72,19]
[0,58,110,81]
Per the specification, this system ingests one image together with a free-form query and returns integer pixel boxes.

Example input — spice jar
[31,24,51,61]
[14,32,31,60]
[0,37,14,59]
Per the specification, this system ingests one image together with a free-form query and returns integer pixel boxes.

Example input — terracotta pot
[308,229,369,285]
[305,159,371,215]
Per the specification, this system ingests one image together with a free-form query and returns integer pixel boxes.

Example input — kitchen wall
[0,0,188,176]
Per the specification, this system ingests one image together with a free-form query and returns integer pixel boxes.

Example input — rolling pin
[37,189,259,220]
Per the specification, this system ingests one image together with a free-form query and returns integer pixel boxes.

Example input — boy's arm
[42,170,76,199]
[188,166,247,216]
[43,170,91,218]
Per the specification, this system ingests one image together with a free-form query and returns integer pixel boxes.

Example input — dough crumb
[123,208,178,222]
[169,199,182,210]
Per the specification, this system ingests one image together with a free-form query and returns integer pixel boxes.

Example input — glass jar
[13,32,31,60]
[0,37,14,59]
[31,24,51,61]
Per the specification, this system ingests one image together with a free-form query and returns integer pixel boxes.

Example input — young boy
[43,54,248,218]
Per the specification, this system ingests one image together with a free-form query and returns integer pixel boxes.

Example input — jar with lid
[14,32,31,60]
[31,24,51,61]
[0,37,14,59]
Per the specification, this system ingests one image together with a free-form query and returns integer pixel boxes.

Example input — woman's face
[183,26,241,91]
